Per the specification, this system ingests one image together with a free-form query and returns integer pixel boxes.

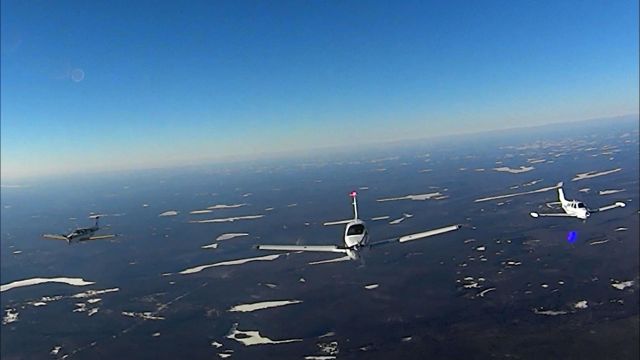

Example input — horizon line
[2,112,638,184]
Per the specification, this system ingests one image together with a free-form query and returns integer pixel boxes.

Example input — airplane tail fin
[558,188,567,204]
[350,191,359,220]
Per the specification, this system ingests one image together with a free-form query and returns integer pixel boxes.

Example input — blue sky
[1,0,638,180]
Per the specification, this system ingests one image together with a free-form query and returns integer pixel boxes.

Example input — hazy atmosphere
[2,0,638,180]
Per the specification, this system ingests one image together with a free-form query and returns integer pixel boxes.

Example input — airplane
[257,191,461,262]
[530,187,625,220]
[42,216,117,244]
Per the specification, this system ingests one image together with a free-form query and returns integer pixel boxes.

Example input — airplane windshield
[347,224,365,235]
[577,203,585,208]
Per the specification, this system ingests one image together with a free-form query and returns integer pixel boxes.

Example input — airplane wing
[530,212,573,218]
[256,244,348,254]
[43,234,68,241]
[368,224,461,248]
[545,201,562,209]
[86,234,118,241]
[592,202,626,213]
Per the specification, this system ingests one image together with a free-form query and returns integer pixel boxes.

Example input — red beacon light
[350,191,357,197]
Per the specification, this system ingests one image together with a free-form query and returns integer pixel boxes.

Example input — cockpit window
[577,203,585,208]
[347,224,365,235]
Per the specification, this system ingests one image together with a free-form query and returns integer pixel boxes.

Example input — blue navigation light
[567,231,577,243]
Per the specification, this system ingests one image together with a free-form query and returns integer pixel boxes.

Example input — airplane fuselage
[561,200,589,219]
[66,227,99,241]
[343,219,368,260]
[531,187,625,220]
[343,219,368,248]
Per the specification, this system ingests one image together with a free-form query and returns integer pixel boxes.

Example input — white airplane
[43,216,117,244]
[530,188,625,220]
[257,191,461,261]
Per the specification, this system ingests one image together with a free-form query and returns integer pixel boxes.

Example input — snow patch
[122,311,165,320]
[216,233,249,241]
[572,168,622,181]
[228,300,302,313]
[533,308,568,316]
[573,300,588,309]
[190,215,263,223]
[493,166,534,174]
[180,254,282,275]
[2,308,18,325]
[378,192,443,202]
[207,204,247,210]
[611,280,634,290]
[1,277,95,292]
[478,288,496,297]
[190,210,212,214]
[71,287,119,298]
[159,210,179,217]
[599,189,625,195]
[226,323,302,346]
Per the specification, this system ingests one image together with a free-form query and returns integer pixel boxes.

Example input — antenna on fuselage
[350,191,359,220]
